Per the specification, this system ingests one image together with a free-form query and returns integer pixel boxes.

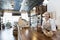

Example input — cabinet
[31,15,37,27]
[0,18,1,30]
[36,5,47,14]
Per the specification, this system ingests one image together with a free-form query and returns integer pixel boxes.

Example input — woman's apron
[42,20,53,37]
[43,20,51,31]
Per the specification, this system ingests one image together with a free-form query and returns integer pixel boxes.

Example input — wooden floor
[19,28,60,40]
[1,27,60,40]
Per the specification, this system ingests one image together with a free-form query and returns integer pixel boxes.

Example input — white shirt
[42,18,56,31]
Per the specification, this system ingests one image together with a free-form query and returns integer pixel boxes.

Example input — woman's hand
[42,30,54,37]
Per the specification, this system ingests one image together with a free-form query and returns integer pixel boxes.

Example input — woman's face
[44,12,50,19]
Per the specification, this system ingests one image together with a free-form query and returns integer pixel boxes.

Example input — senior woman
[41,12,57,37]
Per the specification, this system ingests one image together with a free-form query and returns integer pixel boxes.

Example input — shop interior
[0,0,60,40]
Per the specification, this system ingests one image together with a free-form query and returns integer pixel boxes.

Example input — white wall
[3,12,29,26]
[21,12,29,21]
[3,12,21,26]
[3,12,12,23]
[47,0,60,29]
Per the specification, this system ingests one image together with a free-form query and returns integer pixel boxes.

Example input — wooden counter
[18,26,60,40]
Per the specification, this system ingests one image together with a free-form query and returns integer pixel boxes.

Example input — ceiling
[0,0,44,12]
[20,0,44,12]
[0,0,23,11]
